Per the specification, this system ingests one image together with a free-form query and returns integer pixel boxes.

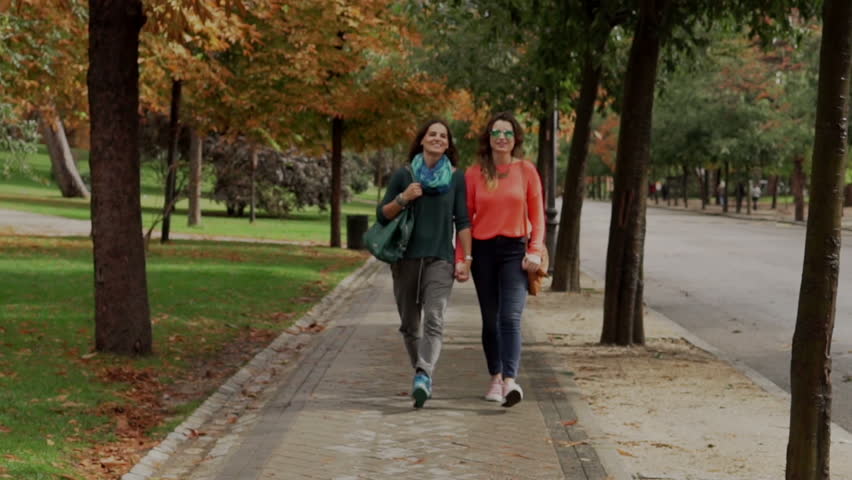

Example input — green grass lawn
[0,148,382,243]
[0,236,366,479]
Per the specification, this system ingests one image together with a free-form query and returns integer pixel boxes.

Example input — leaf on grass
[0,425,9,433]
[617,449,637,457]
[81,352,97,360]
[46,438,55,446]
[98,456,127,467]
[561,419,578,427]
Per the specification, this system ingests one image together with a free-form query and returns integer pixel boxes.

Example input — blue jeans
[471,236,528,379]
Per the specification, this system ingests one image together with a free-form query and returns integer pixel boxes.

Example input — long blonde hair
[478,112,525,190]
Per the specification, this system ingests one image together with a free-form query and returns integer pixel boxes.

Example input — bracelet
[464,255,473,261]
[395,193,408,207]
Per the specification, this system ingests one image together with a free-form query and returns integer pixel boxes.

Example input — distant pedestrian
[458,112,544,408]
[376,118,472,408]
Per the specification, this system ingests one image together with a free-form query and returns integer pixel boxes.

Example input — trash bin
[346,214,369,250]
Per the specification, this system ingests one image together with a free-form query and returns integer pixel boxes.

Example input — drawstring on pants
[415,258,425,305]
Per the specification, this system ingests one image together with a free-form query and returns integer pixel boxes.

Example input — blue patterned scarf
[412,153,452,195]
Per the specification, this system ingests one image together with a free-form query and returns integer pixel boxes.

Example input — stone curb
[525,318,632,480]
[647,300,852,444]
[645,202,852,231]
[575,267,852,449]
[121,256,382,480]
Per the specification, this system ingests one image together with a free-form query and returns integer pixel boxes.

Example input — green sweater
[377,166,470,263]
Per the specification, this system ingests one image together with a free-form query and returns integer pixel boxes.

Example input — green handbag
[364,167,415,263]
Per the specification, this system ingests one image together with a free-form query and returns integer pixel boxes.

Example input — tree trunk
[544,104,558,268]
[700,169,708,210]
[746,179,752,215]
[786,1,852,477]
[88,0,151,355]
[536,105,553,211]
[794,156,806,221]
[601,0,665,346]
[736,181,744,213]
[681,164,688,208]
[771,175,779,210]
[161,79,182,244]
[553,54,602,292]
[39,111,90,199]
[723,162,730,213]
[250,146,257,224]
[187,129,202,226]
[331,116,343,247]
[714,168,721,205]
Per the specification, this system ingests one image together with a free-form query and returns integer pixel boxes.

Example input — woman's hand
[522,254,541,273]
[455,261,471,282]
[401,182,423,203]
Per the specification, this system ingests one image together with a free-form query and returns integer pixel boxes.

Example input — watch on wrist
[395,193,408,207]
[464,255,473,261]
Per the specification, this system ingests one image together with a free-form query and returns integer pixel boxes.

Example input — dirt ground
[526,278,852,480]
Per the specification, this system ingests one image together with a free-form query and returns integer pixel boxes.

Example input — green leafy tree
[601,0,818,346]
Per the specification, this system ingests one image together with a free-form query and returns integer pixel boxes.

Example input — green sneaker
[412,372,432,408]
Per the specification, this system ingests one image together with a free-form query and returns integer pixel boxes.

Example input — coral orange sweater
[456,160,545,263]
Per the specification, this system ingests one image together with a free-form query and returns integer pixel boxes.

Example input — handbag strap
[520,160,530,243]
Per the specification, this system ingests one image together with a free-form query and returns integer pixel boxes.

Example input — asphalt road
[578,200,852,433]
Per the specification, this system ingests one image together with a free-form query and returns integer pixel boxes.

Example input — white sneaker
[502,382,523,408]
[484,381,503,402]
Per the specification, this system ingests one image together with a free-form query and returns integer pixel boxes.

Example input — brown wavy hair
[407,118,459,166]
[478,112,525,188]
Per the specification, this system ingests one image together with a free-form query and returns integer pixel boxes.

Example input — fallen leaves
[286,321,326,335]
[561,419,578,427]
[553,440,587,448]
[617,448,637,457]
[506,452,533,460]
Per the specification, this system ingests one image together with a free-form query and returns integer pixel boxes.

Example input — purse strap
[520,160,530,243]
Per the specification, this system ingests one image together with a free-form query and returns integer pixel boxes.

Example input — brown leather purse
[521,162,549,295]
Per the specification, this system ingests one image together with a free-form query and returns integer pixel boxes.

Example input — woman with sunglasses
[456,111,544,407]
[377,118,472,408]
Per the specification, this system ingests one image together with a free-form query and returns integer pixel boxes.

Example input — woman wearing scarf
[456,111,544,408]
[376,118,472,408]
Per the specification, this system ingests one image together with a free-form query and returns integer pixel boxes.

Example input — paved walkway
[133,260,618,480]
[646,199,852,230]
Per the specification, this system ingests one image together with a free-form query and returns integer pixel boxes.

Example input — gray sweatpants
[390,258,454,378]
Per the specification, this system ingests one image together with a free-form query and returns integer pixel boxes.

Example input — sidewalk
[646,198,852,230]
[130,260,621,480]
[125,255,852,480]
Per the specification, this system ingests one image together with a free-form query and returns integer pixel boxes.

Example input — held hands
[455,261,471,282]
[401,182,423,203]
[522,254,542,273]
